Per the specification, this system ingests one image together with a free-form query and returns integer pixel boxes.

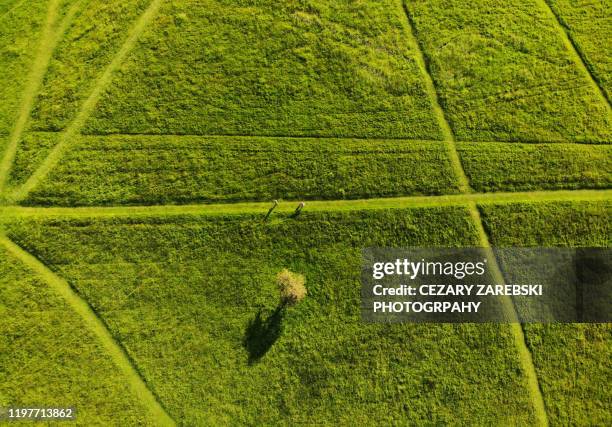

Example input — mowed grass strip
[5,208,537,425]
[16,134,459,206]
[546,0,611,101]
[28,0,151,132]
[79,0,441,139]
[458,142,612,192]
[4,132,59,192]
[480,201,611,425]
[0,0,50,135]
[403,0,612,143]
[0,246,157,425]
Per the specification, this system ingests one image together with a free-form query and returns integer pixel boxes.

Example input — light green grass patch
[79,0,442,139]
[404,0,612,143]
[547,0,611,100]
[0,0,49,135]
[5,208,537,425]
[0,0,23,16]
[18,134,459,206]
[0,246,156,425]
[480,200,611,425]
[480,201,610,247]
[458,142,612,192]
[28,0,151,132]
[0,135,6,161]
[6,132,59,191]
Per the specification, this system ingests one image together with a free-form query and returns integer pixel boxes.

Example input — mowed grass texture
[481,201,611,425]
[4,208,538,425]
[404,0,612,143]
[13,134,610,206]
[0,0,610,425]
[547,0,611,100]
[458,142,612,192]
[0,247,155,425]
[78,0,442,139]
[29,0,151,132]
[6,132,58,190]
[0,0,48,135]
[14,134,459,206]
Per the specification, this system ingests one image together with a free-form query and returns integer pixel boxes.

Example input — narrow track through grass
[397,0,470,193]
[0,234,176,426]
[0,0,61,193]
[469,204,550,427]
[0,188,609,220]
[540,0,612,109]
[9,0,164,203]
[398,3,549,424]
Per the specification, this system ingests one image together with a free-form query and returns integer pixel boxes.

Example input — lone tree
[276,269,307,307]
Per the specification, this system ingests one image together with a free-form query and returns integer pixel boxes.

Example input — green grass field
[0,0,48,135]
[39,0,443,139]
[481,201,611,425]
[10,134,460,206]
[0,0,610,425]
[0,246,156,425]
[4,208,539,425]
[547,0,611,101]
[458,142,612,192]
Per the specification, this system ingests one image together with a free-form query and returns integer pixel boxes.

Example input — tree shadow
[243,305,285,364]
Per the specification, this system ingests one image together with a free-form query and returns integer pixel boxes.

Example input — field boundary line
[0,189,609,220]
[9,0,164,203]
[8,131,612,147]
[66,132,612,146]
[469,204,549,426]
[397,1,471,193]
[539,0,612,110]
[0,0,86,195]
[0,234,176,426]
[0,0,60,194]
[399,3,549,425]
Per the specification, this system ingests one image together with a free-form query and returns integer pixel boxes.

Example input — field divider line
[469,204,549,426]
[62,132,612,146]
[1,188,609,220]
[0,0,86,196]
[0,234,176,427]
[0,0,60,194]
[539,0,612,110]
[399,2,549,424]
[397,1,471,193]
[9,0,164,204]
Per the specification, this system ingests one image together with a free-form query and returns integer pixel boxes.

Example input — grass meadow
[12,134,459,206]
[481,201,611,425]
[0,247,156,425]
[5,207,539,425]
[404,0,612,143]
[0,0,610,424]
